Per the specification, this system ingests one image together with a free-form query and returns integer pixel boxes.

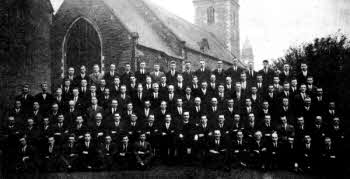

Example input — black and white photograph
[1,0,350,178]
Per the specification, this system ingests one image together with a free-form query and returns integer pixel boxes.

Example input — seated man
[116,135,134,170]
[133,133,153,170]
[248,131,267,169]
[231,131,248,168]
[16,136,38,173]
[99,135,117,171]
[77,132,98,171]
[40,136,63,172]
[206,130,229,170]
[61,135,79,171]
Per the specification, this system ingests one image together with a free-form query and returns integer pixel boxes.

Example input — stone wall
[0,0,52,117]
[51,0,133,90]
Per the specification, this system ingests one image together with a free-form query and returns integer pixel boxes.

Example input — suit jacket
[85,105,104,125]
[15,94,34,114]
[120,71,134,85]
[74,74,90,87]
[149,71,165,83]
[182,70,194,87]
[35,92,54,114]
[226,66,243,81]
[133,141,152,162]
[258,68,274,84]
[135,70,149,84]
[195,68,211,82]
[104,71,118,86]
[212,69,226,84]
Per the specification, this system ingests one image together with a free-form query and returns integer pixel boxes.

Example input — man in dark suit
[183,61,194,87]
[297,135,314,173]
[166,61,180,85]
[183,86,194,109]
[16,136,38,173]
[63,67,77,88]
[89,113,108,144]
[30,101,44,125]
[265,133,283,170]
[74,65,90,87]
[207,98,221,124]
[16,84,34,114]
[206,130,229,170]
[226,58,243,82]
[149,83,162,110]
[279,63,293,83]
[117,85,131,110]
[62,79,73,102]
[159,114,177,164]
[144,76,153,94]
[135,61,149,84]
[61,135,79,171]
[248,131,267,169]
[297,63,312,85]
[98,88,112,110]
[133,133,153,170]
[195,60,211,83]
[85,97,104,126]
[9,100,25,126]
[64,100,80,126]
[276,116,295,143]
[212,61,226,84]
[77,132,98,171]
[306,76,317,96]
[78,80,89,105]
[138,100,154,122]
[104,64,118,87]
[40,136,62,172]
[208,74,217,94]
[120,63,134,86]
[143,114,159,156]
[198,81,212,106]
[176,112,195,164]
[35,82,54,114]
[70,116,88,143]
[132,84,147,111]
[51,114,70,145]
[110,76,121,98]
[116,135,133,170]
[126,114,143,143]
[99,135,117,171]
[258,60,274,84]
[231,130,249,168]
[108,113,125,143]
[193,115,210,163]
[247,62,257,83]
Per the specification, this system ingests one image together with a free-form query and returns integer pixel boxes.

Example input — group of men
[1,58,345,175]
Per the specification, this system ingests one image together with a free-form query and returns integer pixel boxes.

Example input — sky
[50,0,349,69]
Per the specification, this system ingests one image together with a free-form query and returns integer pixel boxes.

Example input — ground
[4,166,321,179]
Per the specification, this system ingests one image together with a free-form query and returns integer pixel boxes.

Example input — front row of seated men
[3,112,342,174]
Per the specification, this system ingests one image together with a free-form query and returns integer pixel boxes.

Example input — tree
[273,34,350,120]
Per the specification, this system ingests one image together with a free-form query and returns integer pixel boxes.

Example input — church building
[51,0,243,89]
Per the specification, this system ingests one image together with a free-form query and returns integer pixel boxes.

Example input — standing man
[166,61,180,85]
[89,64,104,86]
[212,61,226,84]
[104,64,117,86]
[226,58,243,82]
[258,60,274,84]
[195,60,211,83]
[135,61,149,84]
[150,63,165,84]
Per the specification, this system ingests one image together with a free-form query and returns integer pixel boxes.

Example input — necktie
[106,144,109,151]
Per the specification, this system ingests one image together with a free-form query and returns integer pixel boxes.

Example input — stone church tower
[193,0,240,59]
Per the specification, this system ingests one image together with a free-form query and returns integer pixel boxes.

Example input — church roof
[103,0,237,63]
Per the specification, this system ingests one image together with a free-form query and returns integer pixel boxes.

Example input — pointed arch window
[207,7,215,24]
